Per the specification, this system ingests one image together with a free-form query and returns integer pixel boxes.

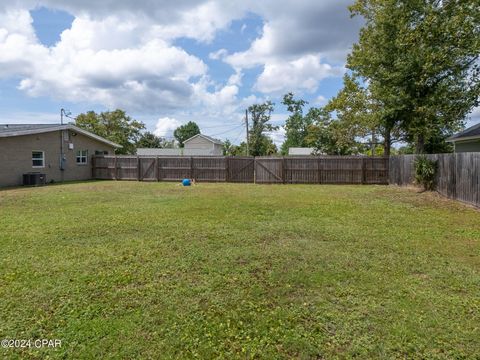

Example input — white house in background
[137,134,224,156]
[183,134,224,156]
[137,148,182,156]
[288,147,315,155]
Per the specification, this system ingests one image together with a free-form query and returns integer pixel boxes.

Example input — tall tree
[326,74,400,155]
[305,107,364,155]
[75,109,145,155]
[247,101,278,156]
[347,0,480,154]
[173,121,200,147]
[136,132,175,149]
[281,92,312,154]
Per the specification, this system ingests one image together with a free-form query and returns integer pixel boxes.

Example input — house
[0,124,120,187]
[137,134,224,156]
[288,147,315,155]
[446,123,480,152]
[137,148,182,156]
[183,134,224,155]
[447,123,480,152]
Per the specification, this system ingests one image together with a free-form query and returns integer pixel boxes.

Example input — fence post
[282,157,286,184]
[137,156,141,181]
[156,156,159,182]
[453,153,457,199]
[225,157,230,182]
[114,156,117,180]
[361,158,366,184]
[190,156,194,180]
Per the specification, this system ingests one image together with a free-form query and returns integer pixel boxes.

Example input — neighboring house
[137,148,182,156]
[288,147,315,155]
[184,134,223,155]
[447,123,480,152]
[0,124,120,187]
[137,134,224,156]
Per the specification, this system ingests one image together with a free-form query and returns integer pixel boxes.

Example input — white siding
[288,147,315,155]
[184,136,213,150]
[137,148,181,156]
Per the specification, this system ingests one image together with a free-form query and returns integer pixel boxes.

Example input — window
[76,150,88,165]
[32,151,45,168]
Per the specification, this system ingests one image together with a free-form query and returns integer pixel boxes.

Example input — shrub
[414,155,438,191]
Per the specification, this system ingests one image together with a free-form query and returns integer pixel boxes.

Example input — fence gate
[255,157,284,183]
[227,157,255,183]
[139,157,157,181]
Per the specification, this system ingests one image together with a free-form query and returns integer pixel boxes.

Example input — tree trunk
[416,134,425,154]
[371,130,376,156]
[383,130,391,157]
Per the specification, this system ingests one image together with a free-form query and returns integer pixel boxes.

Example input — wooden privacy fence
[389,153,480,207]
[92,155,389,184]
[93,156,255,183]
[255,156,389,184]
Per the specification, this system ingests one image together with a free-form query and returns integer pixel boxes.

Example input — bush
[414,155,438,191]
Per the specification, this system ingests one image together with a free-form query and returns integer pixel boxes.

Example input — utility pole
[60,109,65,173]
[245,109,249,156]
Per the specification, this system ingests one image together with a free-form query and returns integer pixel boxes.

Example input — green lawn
[0,182,479,359]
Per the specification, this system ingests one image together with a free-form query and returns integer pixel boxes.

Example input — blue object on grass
[182,178,191,186]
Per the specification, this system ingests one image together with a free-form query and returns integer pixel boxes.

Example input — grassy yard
[0,181,479,359]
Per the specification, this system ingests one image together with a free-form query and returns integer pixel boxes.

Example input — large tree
[75,109,145,155]
[326,74,401,155]
[173,121,200,147]
[247,101,279,156]
[280,93,313,154]
[136,132,175,149]
[346,0,480,154]
[305,107,364,155]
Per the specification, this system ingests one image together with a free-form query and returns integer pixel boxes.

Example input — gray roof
[183,133,224,145]
[0,124,61,133]
[447,123,480,142]
[0,123,122,148]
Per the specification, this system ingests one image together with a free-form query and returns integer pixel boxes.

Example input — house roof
[0,124,122,148]
[183,133,224,145]
[446,123,480,143]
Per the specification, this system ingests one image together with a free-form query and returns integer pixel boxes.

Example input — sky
[0,0,478,145]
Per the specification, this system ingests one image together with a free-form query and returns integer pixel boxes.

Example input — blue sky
[1,1,477,145]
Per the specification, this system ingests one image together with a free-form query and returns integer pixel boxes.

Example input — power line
[199,122,244,129]
[209,124,244,137]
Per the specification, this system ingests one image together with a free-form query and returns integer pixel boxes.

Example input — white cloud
[0,10,207,111]
[209,48,228,60]
[154,117,181,136]
[0,0,361,136]
[265,126,285,146]
[313,95,327,105]
[254,54,343,94]
[466,106,480,127]
[222,0,360,95]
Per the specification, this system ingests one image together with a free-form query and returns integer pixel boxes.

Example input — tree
[136,132,175,149]
[280,93,312,154]
[326,74,397,155]
[247,101,278,156]
[223,139,235,156]
[75,109,145,155]
[174,121,200,147]
[304,107,364,155]
[347,0,480,154]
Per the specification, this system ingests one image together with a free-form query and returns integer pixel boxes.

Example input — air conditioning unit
[23,173,47,186]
